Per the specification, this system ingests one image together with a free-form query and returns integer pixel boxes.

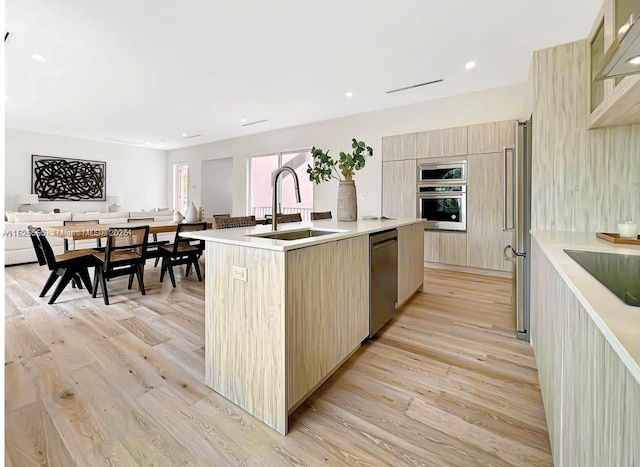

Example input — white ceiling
[6,0,602,150]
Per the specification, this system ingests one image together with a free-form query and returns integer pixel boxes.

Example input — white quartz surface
[531,231,640,384]
[181,218,425,251]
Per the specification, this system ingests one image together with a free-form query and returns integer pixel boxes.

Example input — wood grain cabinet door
[382,160,416,218]
[467,120,516,154]
[466,152,513,271]
[382,133,417,161]
[416,126,468,158]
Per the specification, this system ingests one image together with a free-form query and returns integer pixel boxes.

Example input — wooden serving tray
[596,232,640,245]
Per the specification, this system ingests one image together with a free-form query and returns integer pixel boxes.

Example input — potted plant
[306,138,373,221]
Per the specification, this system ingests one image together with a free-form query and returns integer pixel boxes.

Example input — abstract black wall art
[31,155,106,201]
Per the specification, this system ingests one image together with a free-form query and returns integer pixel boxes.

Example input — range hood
[595,11,640,80]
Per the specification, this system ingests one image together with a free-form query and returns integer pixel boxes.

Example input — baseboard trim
[424,262,512,279]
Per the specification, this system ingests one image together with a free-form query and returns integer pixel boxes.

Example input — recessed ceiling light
[32,53,45,61]
[627,55,640,65]
[346,91,353,98]
[240,118,246,123]
[181,133,188,137]
[465,61,476,70]
[5,95,11,101]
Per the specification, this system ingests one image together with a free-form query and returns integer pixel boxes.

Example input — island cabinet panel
[205,243,287,434]
[466,152,514,271]
[467,120,515,154]
[398,223,425,306]
[285,235,369,411]
[531,241,640,466]
[382,160,416,218]
[381,133,417,161]
[416,126,467,158]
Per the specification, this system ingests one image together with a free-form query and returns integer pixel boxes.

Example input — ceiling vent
[242,119,269,127]
[104,137,144,146]
[183,134,201,140]
[386,79,443,94]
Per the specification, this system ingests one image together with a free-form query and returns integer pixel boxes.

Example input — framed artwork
[31,155,106,201]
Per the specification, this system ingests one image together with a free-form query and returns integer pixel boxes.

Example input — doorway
[201,157,233,218]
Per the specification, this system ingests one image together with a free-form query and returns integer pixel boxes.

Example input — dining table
[46,220,213,244]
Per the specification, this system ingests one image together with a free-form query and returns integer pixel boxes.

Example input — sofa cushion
[98,217,128,224]
[14,212,73,223]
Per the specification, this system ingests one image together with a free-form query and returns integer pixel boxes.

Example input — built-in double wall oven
[417,159,467,232]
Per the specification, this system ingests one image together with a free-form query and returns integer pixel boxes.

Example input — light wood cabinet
[382,160,416,218]
[466,152,514,272]
[587,0,640,128]
[438,232,467,266]
[397,223,425,306]
[531,241,640,465]
[423,231,439,263]
[381,133,417,161]
[467,120,515,154]
[286,236,369,411]
[416,126,467,158]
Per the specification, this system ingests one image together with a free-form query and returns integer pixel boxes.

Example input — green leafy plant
[307,138,373,184]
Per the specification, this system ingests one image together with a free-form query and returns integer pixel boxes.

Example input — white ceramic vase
[337,180,357,221]
[184,202,199,223]
[173,210,184,223]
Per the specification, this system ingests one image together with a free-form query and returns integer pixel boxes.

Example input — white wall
[168,83,528,217]
[5,129,168,212]
[201,157,233,217]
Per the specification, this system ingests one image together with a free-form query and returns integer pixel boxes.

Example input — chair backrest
[27,225,47,266]
[33,227,59,271]
[64,219,98,225]
[277,213,302,224]
[128,217,154,223]
[213,216,256,229]
[310,211,332,221]
[172,222,207,255]
[102,225,149,271]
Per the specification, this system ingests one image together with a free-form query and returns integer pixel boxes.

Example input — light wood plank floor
[5,263,552,466]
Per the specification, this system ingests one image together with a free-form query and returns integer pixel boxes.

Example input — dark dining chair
[28,226,96,304]
[276,213,302,224]
[127,217,167,267]
[310,211,332,220]
[63,219,101,252]
[91,225,149,305]
[212,215,256,229]
[159,222,207,288]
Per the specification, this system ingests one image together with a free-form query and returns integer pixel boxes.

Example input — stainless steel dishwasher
[369,229,398,337]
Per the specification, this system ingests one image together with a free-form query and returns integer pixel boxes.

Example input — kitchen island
[182,218,425,434]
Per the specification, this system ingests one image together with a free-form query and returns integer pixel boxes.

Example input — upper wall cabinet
[381,133,417,161]
[467,120,516,154]
[588,0,640,128]
[382,160,416,218]
[416,126,467,158]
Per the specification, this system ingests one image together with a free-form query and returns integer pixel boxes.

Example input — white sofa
[4,210,176,266]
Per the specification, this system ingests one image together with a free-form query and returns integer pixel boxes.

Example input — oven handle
[503,146,515,231]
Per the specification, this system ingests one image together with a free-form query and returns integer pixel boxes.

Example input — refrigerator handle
[502,146,515,231]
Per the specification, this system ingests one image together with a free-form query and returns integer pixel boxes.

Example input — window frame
[247,148,313,218]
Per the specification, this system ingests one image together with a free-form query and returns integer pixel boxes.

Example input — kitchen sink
[248,229,346,241]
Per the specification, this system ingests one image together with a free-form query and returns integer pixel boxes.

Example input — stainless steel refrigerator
[503,119,532,341]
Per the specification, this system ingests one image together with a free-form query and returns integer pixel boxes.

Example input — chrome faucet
[271,166,301,231]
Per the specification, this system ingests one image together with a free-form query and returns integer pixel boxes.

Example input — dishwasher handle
[372,238,397,250]
[370,229,398,247]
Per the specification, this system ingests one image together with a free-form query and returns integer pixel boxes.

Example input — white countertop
[181,218,425,251]
[531,231,640,384]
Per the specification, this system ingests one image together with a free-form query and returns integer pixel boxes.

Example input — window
[173,163,189,214]
[248,150,314,220]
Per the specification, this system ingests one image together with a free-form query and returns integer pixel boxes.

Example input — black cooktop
[564,250,640,307]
